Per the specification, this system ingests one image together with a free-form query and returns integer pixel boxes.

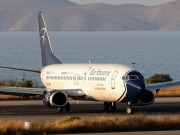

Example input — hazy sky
[70,0,176,6]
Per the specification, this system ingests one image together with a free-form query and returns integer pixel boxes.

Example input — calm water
[0,31,180,85]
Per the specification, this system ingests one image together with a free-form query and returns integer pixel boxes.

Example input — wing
[0,86,44,97]
[0,86,85,98]
[146,80,180,92]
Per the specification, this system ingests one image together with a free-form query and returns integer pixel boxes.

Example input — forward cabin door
[111,71,118,89]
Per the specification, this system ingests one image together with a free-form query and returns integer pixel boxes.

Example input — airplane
[0,11,180,114]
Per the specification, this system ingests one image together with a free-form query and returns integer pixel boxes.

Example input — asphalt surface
[0,97,179,121]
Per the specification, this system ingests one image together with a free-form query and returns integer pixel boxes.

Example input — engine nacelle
[139,90,155,106]
[43,90,68,108]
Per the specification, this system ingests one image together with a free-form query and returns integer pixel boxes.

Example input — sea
[0,31,180,86]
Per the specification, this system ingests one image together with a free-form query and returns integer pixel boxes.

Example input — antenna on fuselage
[131,62,136,68]
[89,60,92,65]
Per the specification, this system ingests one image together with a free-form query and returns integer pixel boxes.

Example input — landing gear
[126,107,134,114]
[104,102,109,112]
[104,102,109,111]
[103,102,116,112]
[111,102,116,112]
[58,102,71,112]
[65,102,70,112]
[126,102,134,114]
[58,107,64,112]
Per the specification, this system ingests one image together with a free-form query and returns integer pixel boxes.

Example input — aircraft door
[74,74,80,85]
[111,71,118,89]
[41,69,45,80]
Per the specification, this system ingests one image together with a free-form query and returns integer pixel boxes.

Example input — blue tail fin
[38,12,62,66]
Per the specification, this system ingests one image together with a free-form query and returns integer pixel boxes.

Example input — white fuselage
[40,64,136,102]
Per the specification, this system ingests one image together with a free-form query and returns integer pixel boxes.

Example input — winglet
[38,12,62,66]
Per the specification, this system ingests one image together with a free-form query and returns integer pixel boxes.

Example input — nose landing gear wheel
[126,107,134,114]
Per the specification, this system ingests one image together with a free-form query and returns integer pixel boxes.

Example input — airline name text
[90,69,110,76]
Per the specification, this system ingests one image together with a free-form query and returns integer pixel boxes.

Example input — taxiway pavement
[0,97,179,121]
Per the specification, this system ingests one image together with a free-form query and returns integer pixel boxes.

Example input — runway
[0,97,179,121]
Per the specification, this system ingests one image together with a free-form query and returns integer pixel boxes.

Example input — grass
[0,114,180,134]
[0,94,42,101]
[153,86,180,97]
[0,79,43,100]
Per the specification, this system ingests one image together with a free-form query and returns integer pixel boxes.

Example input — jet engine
[139,90,155,106]
[43,90,68,108]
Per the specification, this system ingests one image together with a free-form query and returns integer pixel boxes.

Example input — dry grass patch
[0,120,25,135]
[153,86,180,97]
[0,115,179,134]
[0,94,42,101]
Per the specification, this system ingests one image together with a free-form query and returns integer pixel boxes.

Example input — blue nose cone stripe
[123,82,146,102]
[121,70,146,102]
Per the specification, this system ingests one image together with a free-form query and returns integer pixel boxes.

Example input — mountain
[0,0,180,31]
[0,0,78,11]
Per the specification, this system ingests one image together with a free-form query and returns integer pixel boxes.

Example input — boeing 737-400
[0,12,180,114]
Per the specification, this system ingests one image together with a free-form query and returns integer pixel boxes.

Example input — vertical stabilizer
[38,12,62,66]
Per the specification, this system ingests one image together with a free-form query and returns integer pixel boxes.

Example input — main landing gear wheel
[104,102,116,112]
[58,107,64,112]
[58,102,71,112]
[110,102,116,112]
[104,102,109,112]
[65,102,70,112]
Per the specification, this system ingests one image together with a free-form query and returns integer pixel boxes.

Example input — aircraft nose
[124,80,146,102]
[126,80,146,90]
[122,70,147,102]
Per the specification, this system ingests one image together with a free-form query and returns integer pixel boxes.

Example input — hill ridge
[0,0,180,31]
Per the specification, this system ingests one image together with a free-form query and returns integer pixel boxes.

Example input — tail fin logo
[38,12,63,66]
[40,28,47,49]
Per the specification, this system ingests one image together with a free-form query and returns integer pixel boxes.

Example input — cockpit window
[129,75,138,80]
[138,75,144,80]
[122,75,144,80]
[122,71,144,81]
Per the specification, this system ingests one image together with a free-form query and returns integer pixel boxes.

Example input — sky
[70,0,177,6]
